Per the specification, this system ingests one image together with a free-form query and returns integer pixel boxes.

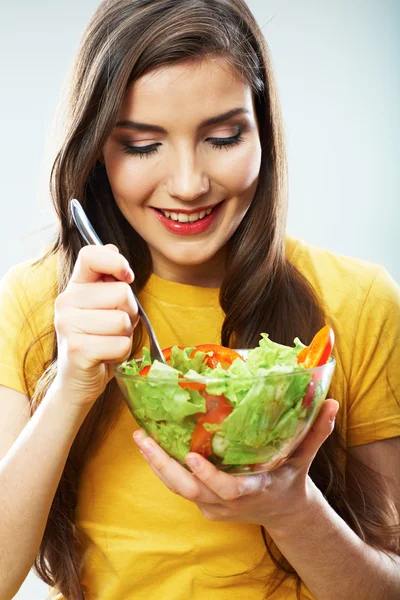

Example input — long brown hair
[22,1,399,598]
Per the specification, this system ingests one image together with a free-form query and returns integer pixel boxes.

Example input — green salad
[116,330,334,471]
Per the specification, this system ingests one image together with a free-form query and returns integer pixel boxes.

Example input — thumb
[289,399,339,467]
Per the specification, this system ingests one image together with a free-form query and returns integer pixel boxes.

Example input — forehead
[118,57,254,124]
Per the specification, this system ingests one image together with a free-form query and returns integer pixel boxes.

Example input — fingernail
[186,455,201,471]
[330,409,338,423]
[133,430,145,442]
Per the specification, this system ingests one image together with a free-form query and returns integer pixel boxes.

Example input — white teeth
[160,206,214,222]
[189,212,200,222]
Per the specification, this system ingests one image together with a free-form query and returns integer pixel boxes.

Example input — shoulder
[0,250,59,395]
[1,249,59,305]
[0,249,59,330]
[286,235,400,406]
[285,234,399,318]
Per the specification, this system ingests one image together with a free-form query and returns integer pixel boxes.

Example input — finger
[133,431,222,504]
[289,399,339,466]
[71,245,134,284]
[185,453,271,501]
[59,333,133,366]
[195,501,233,521]
[59,308,134,337]
[66,281,139,326]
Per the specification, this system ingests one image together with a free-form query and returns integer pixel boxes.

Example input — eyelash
[121,132,244,158]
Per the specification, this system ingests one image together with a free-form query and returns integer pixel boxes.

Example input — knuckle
[203,509,219,522]
[220,489,240,501]
[119,336,132,354]
[54,298,72,334]
[54,292,67,311]
[154,460,168,477]
[184,486,201,502]
[78,245,92,264]
[117,311,132,333]
[117,281,131,303]
[66,337,82,358]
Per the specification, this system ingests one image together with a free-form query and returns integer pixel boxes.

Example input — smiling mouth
[152,202,221,224]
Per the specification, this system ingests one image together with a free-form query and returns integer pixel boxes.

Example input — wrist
[262,476,326,542]
[44,379,94,426]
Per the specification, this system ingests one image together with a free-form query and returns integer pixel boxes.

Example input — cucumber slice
[212,434,230,457]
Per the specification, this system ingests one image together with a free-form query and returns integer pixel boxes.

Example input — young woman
[0,1,399,599]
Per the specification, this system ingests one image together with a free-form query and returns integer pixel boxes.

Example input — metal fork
[70,199,166,363]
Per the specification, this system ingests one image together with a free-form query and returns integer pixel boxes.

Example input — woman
[0,1,399,599]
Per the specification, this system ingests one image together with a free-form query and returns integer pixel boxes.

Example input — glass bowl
[115,351,336,475]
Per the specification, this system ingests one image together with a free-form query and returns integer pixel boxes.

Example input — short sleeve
[347,266,400,446]
[0,258,57,396]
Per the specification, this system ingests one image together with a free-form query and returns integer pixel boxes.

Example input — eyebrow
[114,107,250,133]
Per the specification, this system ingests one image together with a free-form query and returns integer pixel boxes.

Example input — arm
[132,403,400,600]
[0,244,138,599]
[265,438,400,600]
[0,384,91,599]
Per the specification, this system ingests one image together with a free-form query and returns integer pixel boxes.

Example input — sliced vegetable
[297,325,334,369]
[140,346,206,389]
[178,375,206,391]
[190,344,244,370]
[162,346,184,363]
[190,393,233,456]
[139,365,151,376]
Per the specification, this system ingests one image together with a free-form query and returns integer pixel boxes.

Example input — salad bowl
[115,329,336,475]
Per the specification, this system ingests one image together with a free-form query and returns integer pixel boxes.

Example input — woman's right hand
[53,244,139,408]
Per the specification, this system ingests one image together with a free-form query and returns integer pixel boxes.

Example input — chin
[165,252,215,267]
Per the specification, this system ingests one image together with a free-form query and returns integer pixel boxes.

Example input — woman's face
[103,57,262,285]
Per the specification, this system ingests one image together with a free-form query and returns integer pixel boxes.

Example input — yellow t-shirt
[0,236,399,600]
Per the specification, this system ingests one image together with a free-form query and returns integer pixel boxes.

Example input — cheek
[212,141,261,196]
[105,155,158,207]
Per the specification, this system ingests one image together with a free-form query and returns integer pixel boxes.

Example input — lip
[151,201,223,236]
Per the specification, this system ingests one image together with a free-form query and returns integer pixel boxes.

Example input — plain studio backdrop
[0,1,398,599]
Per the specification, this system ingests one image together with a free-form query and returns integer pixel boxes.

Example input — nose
[166,147,210,202]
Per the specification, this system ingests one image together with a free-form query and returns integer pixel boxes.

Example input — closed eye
[122,143,161,158]
[207,131,244,150]
[121,131,244,158]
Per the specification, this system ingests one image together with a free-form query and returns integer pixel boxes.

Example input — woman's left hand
[133,399,339,529]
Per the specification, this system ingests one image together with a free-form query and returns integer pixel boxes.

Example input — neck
[150,249,226,288]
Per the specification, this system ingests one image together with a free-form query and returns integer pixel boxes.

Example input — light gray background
[1,1,398,598]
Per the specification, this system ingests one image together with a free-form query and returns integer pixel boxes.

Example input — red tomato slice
[139,365,151,376]
[190,425,214,457]
[190,344,244,370]
[297,326,335,369]
[190,394,233,457]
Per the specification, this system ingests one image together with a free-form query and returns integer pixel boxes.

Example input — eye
[122,143,162,158]
[207,131,244,150]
